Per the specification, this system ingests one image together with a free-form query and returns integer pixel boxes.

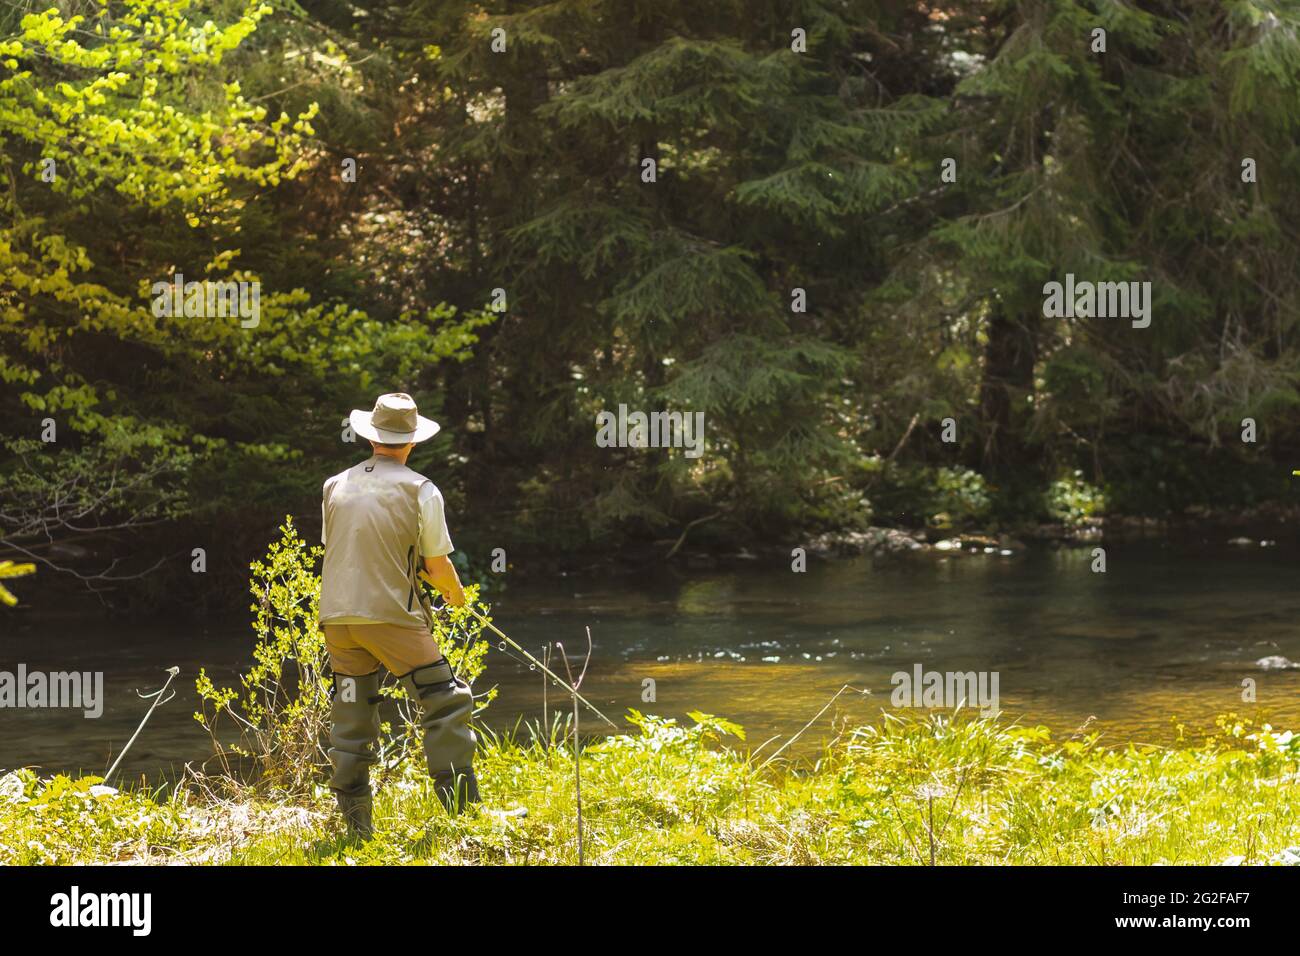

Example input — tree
[0,0,491,595]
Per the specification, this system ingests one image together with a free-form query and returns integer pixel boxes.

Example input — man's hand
[422,554,467,607]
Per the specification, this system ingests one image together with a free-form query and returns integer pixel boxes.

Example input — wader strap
[399,658,455,690]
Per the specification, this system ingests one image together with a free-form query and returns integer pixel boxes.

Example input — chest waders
[397,657,480,812]
[328,660,478,840]
[328,670,383,839]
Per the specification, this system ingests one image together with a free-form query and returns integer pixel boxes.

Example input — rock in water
[807,527,925,557]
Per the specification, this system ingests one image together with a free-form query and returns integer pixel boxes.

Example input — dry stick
[105,666,180,783]
[745,734,785,765]
[886,413,921,465]
[928,792,936,867]
[889,791,926,864]
[865,413,921,492]
[572,675,582,866]
[541,644,550,748]
[556,627,593,866]
[664,512,721,560]
[933,764,972,849]
[756,684,865,772]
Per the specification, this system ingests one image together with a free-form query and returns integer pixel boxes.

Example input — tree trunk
[978,302,1037,475]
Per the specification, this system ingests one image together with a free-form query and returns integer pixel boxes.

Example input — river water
[3,539,1299,781]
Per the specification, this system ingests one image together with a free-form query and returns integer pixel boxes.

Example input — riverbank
[9,527,1300,781]
[485,504,1300,578]
[800,507,1300,561]
[12,501,1300,620]
[4,711,1299,865]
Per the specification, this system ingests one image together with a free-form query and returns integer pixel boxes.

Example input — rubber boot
[433,768,479,814]
[398,659,479,814]
[328,670,382,839]
[334,789,373,841]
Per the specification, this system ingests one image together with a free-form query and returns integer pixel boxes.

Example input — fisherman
[318,392,478,838]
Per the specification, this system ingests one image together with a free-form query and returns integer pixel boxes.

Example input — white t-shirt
[321,480,454,625]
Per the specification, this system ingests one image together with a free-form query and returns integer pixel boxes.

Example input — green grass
[3,711,1299,865]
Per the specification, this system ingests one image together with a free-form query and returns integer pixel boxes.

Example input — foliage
[0,558,34,606]
[7,1,1300,605]
[928,466,993,528]
[4,711,1299,866]
[1045,470,1107,529]
[194,517,493,795]
[0,0,493,598]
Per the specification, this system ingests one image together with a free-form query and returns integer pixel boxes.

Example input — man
[319,392,477,839]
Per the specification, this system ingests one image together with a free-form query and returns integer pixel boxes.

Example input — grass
[3,709,1300,866]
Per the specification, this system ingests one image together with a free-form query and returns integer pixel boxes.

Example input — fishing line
[430,593,525,671]
[419,571,618,729]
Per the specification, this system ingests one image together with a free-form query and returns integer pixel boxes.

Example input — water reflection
[3,541,1298,779]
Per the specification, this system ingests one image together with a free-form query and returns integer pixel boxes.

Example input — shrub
[194,516,493,795]
[929,466,992,527]
[1045,470,1106,528]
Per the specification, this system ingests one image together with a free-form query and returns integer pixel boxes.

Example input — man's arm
[417,483,463,606]
[423,554,466,607]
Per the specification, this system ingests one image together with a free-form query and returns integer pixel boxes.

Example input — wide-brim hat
[349,392,440,445]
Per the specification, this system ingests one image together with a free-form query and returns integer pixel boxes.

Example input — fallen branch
[664,512,722,560]
[105,667,180,783]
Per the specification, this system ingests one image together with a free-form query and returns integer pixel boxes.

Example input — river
[3,538,1299,782]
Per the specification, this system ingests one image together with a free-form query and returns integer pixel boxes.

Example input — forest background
[3,0,1299,612]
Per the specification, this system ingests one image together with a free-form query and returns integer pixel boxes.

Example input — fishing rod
[418,570,619,729]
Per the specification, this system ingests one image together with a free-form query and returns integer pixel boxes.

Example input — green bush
[194,517,494,795]
[1045,470,1106,528]
[928,466,993,528]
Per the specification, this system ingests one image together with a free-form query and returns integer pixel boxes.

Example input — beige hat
[349,393,440,445]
